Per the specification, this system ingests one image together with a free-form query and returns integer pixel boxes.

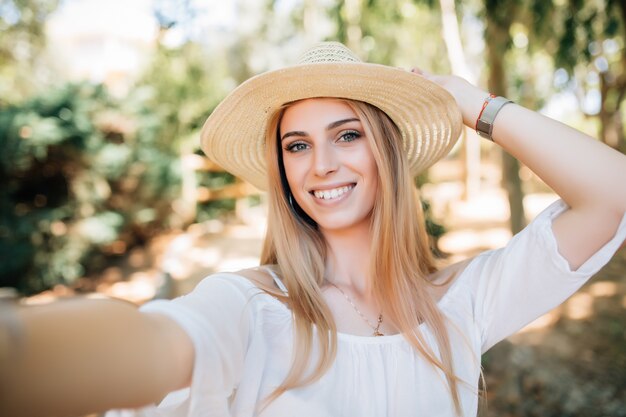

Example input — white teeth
[313,185,354,200]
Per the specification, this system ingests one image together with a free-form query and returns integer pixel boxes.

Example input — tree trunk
[485,8,526,234]
[617,0,626,154]
[439,0,481,200]
[343,0,363,52]
[598,69,626,149]
[597,0,626,154]
[303,0,321,44]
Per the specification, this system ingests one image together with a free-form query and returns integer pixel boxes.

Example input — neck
[321,220,373,299]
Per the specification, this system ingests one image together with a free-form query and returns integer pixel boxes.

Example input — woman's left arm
[420,72,626,270]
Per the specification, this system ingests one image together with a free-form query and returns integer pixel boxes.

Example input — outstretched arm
[416,71,626,269]
[0,298,194,417]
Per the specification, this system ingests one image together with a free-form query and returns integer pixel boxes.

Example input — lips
[311,184,355,200]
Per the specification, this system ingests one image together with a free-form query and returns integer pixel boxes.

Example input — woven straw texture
[201,42,462,191]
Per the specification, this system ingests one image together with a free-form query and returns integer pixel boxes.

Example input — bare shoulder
[231,266,280,292]
[427,258,474,302]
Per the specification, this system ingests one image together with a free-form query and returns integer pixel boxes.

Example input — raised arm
[416,71,626,269]
[0,298,194,417]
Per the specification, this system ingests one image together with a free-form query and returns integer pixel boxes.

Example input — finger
[410,67,431,77]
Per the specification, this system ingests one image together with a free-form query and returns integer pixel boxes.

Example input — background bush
[0,82,188,294]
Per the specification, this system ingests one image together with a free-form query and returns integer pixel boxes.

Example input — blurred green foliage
[484,0,626,150]
[0,0,243,294]
[0,31,243,294]
[0,83,182,293]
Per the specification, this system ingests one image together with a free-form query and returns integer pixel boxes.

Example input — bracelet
[475,95,513,141]
[474,94,496,132]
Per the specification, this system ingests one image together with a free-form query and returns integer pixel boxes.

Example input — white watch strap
[476,96,513,141]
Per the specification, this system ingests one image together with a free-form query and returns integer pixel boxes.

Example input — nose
[312,142,338,177]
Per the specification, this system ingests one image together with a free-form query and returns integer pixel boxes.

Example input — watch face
[476,119,491,135]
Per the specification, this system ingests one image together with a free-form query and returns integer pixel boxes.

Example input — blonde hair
[258,98,463,414]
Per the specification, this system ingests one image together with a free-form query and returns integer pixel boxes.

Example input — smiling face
[279,98,379,233]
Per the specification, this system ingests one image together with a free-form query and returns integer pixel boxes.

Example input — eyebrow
[280,117,360,141]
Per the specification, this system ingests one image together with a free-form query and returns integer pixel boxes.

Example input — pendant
[373,330,384,337]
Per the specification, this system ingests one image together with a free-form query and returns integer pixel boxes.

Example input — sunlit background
[1,0,625,415]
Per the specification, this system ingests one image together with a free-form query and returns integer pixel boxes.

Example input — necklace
[327,281,384,336]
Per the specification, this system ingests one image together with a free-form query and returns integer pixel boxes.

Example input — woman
[1,42,625,417]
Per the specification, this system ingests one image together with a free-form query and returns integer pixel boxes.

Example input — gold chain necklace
[327,281,384,337]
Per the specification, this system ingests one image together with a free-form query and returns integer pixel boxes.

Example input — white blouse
[107,200,626,417]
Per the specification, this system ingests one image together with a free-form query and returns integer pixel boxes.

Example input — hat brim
[200,62,462,191]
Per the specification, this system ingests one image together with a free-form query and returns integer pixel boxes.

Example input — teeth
[313,185,354,200]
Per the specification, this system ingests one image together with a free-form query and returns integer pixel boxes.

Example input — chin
[313,214,372,233]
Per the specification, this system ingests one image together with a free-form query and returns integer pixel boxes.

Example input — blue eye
[339,130,361,142]
[285,142,308,153]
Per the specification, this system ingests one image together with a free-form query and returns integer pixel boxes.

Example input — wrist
[475,95,513,141]
[454,82,490,127]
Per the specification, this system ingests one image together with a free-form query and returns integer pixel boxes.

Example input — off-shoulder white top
[107,200,626,417]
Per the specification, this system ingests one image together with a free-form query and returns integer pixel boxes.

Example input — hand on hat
[410,68,488,129]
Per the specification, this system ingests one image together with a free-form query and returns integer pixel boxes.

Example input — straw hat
[200,41,462,191]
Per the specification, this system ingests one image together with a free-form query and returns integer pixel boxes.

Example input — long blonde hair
[258,98,462,414]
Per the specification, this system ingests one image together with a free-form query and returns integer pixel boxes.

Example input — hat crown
[296,41,362,65]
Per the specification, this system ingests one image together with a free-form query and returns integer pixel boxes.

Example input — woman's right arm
[0,297,194,417]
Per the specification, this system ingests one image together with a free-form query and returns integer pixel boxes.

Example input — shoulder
[178,267,285,310]
[216,266,283,294]
[426,257,474,302]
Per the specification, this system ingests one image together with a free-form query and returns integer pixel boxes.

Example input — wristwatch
[475,96,513,141]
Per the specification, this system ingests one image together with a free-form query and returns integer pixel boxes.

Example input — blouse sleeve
[465,199,626,353]
[108,274,256,417]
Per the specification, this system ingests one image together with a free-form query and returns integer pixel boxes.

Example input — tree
[483,0,527,234]
[439,0,481,200]
[0,0,59,103]
[328,0,450,71]
[555,0,626,153]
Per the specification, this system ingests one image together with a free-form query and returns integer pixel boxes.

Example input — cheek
[367,155,378,177]
[282,158,304,190]
[362,151,380,196]
[357,147,379,180]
